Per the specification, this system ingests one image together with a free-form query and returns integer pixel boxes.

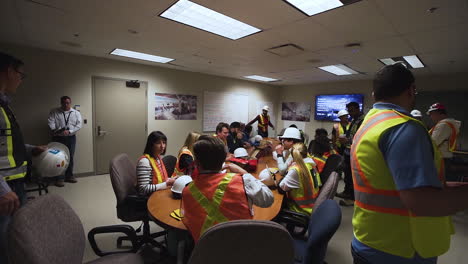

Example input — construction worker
[332,109,350,155]
[351,63,468,264]
[246,105,275,137]
[427,103,461,180]
[0,52,46,263]
[181,135,273,241]
[410,109,423,121]
[274,127,303,175]
[173,132,200,177]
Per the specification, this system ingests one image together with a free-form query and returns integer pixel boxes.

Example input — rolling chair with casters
[294,199,342,264]
[7,194,143,264]
[162,155,177,177]
[188,220,294,264]
[274,172,341,239]
[88,153,167,256]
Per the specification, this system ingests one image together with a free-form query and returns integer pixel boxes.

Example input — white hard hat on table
[32,142,70,177]
[234,148,249,158]
[171,175,193,198]
[279,127,301,140]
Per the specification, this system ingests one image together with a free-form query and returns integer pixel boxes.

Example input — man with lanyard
[0,52,46,264]
[350,63,468,264]
[246,105,275,138]
[336,101,364,206]
[426,103,461,180]
[332,109,350,155]
[48,96,82,186]
[181,135,273,241]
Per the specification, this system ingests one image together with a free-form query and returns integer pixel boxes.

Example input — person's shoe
[336,191,353,200]
[65,176,77,183]
[55,180,65,187]
[339,199,355,206]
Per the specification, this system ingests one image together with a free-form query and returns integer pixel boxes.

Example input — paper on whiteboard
[203,91,249,131]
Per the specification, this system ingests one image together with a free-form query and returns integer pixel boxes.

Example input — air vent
[60,41,82,48]
[266,44,304,57]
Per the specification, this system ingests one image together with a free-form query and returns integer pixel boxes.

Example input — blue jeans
[52,135,76,179]
[0,179,26,264]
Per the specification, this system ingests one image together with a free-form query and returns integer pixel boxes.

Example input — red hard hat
[427,102,446,115]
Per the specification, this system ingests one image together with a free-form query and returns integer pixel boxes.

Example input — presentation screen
[315,94,364,122]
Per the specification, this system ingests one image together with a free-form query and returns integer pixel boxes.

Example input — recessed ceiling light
[284,0,362,16]
[378,55,425,69]
[318,64,358,75]
[160,0,261,40]
[110,48,174,63]
[244,75,279,82]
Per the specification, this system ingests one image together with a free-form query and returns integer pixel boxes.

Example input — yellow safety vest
[287,163,319,215]
[0,106,27,181]
[333,122,350,148]
[429,120,458,152]
[352,108,453,258]
[258,114,270,132]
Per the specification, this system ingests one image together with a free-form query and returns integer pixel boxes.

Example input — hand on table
[166,178,176,186]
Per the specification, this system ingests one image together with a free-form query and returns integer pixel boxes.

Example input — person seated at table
[137,131,175,195]
[310,135,335,174]
[274,127,303,175]
[279,143,319,216]
[173,131,200,177]
[181,135,274,241]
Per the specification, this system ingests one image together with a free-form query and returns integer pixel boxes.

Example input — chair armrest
[88,224,138,256]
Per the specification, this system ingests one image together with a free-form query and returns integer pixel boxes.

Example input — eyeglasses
[15,69,26,80]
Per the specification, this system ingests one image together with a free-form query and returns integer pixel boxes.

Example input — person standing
[350,63,468,264]
[246,105,275,137]
[48,96,82,186]
[0,52,46,264]
[336,101,364,206]
[331,109,350,155]
[427,103,461,179]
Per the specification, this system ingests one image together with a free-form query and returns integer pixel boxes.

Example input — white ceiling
[1,0,467,85]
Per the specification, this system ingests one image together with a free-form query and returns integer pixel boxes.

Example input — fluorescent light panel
[110,48,174,63]
[378,55,425,69]
[160,0,261,40]
[318,64,358,76]
[244,75,279,82]
[285,0,343,16]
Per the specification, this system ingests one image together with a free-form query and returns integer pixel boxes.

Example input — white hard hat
[410,109,422,117]
[32,142,70,177]
[234,148,248,158]
[279,127,301,140]
[337,110,349,117]
[171,175,193,198]
[262,105,270,111]
[254,135,263,142]
[259,168,272,181]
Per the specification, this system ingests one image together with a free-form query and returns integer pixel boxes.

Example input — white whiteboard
[203,91,249,131]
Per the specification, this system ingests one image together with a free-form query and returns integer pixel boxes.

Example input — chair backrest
[188,220,294,264]
[304,199,342,264]
[320,154,343,184]
[162,155,177,176]
[8,194,85,264]
[109,153,137,205]
[313,172,339,211]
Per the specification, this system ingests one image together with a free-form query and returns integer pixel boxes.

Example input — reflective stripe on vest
[142,154,168,184]
[174,148,193,176]
[188,173,233,235]
[334,122,349,148]
[2,161,27,181]
[288,164,318,214]
[0,107,16,168]
[429,121,458,152]
[351,108,452,258]
[258,114,269,132]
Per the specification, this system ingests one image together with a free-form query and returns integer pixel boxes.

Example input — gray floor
[36,174,468,264]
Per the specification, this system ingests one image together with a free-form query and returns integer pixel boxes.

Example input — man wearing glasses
[48,95,82,187]
[0,52,46,263]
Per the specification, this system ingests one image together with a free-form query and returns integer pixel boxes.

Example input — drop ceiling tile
[362,36,414,59]
[404,23,468,54]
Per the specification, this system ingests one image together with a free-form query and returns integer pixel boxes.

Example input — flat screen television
[315,94,364,122]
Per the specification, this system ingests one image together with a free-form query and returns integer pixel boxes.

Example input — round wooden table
[147,155,283,230]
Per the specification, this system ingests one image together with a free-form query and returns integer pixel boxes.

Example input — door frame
[91,76,148,174]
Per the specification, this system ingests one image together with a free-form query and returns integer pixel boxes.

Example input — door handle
[97,126,108,136]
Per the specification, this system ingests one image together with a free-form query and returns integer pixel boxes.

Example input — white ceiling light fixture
[160,0,261,40]
[244,75,279,82]
[378,55,425,69]
[318,64,358,76]
[110,48,174,63]
[285,0,343,16]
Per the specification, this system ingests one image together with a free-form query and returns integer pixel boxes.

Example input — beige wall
[0,44,280,174]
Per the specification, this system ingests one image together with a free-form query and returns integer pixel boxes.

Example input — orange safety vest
[258,114,270,132]
[429,120,458,152]
[139,154,168,184]
[181,173,251,241]
[311,152,331,174]
[173,147,194,176]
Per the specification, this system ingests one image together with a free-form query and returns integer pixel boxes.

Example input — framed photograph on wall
[155,93,197,120]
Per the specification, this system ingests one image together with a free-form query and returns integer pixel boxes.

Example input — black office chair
[163,155,177,177]
[294,199,342,264]
[319,154,343,184]
[88,153,167,256]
